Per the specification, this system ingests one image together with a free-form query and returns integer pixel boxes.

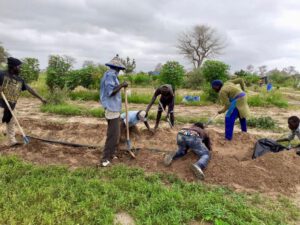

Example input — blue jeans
[225,107,247,140]
[173,134,210,169]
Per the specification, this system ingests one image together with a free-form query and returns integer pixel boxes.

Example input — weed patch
[0,156,298,225]
[247,116,276,129]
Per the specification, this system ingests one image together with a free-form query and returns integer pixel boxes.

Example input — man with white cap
[100,55,128,167]
[120,110,152,132]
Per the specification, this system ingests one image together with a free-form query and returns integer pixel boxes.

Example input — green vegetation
[41,103,104,117]
[20,57,40,83]
[248,90,288,108]
[202,60,230,83]
[159,61,185,88]
[248,116,276,129]
[0,156,298,225]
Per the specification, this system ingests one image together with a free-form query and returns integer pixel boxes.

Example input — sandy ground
[0,97,300,206]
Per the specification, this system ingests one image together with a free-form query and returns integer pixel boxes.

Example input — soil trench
[1,118,300,196]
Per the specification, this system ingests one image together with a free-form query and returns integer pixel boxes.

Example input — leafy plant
[20,58,40,83]
[202,60,230,83]
[183,68,205,89]
[46,55,73,92]
[159,61,184,88]
[247,116,276,129]
[120,56,136,74]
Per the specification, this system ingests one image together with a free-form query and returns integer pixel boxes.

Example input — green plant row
[0,156,298,225]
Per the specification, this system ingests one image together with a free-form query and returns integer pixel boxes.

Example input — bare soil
[1,118,300,196]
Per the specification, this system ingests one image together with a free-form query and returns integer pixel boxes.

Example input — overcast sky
[1,0,300,72]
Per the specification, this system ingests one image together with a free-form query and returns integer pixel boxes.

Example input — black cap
[7,57,22,68]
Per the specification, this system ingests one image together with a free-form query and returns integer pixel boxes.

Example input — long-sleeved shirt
[218,78,250,119]
[100,69,122,113]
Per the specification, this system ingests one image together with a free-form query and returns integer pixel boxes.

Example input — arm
[218,90,230,114]
[145,89,159,114]
[110,82,128,96]
[231,78,246,91]
[144,121,151,131]
[25,84,47,104]
[277,132,295,142]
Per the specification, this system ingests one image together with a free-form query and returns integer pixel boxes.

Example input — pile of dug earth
[1,118,300,196]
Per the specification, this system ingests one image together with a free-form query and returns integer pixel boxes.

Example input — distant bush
[46,55,72,92]
[248,116,276,129]
[235,70,260,87]
[20,58,40,83]
[248,90,288,108]
[65,67,94,90]
[69,90,98,101]
[202,60,230,83]
[132,73,152,86]
[159,61,184,88]
[45,87,69,105]
[182,68,205,89]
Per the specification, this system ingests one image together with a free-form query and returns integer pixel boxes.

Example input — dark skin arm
[110,82,128,96]
[276,138,290,142]
[143,121,152,132]
[25,84,47,104]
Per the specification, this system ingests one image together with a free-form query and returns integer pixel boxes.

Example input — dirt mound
[1,119,300,195]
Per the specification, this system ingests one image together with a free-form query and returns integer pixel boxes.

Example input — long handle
[124,88,130,141]
[158,99,173,128]
[1,92,27,139]
[205,113,219,127]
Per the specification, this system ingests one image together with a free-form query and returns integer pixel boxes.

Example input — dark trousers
[102,118,120,161]
[173,134,210,169]
[225,108,247,140]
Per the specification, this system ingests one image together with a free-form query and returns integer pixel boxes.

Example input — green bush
[202,60,230,83]
[235,70,260,87]
[132,73,152,86]
[248,116,276,129]
[20,58,40,83]
[69,90,99,101]
[183,68,205,89]
[65,67,94,90]
[45,87,69,105]
[159,61,184,88]
[46,55,72,92]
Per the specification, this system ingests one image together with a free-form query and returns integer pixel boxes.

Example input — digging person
[145,84,175,130]
[211,78,250,141]
[164,122,212,180]
[277,116,300,156]
[99,55,128,167]
[120,110,152,135]
[0,57,47,146]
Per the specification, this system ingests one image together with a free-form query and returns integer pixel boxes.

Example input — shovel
[204,113,219,127]
[158,99,173,129]
[124,88,136,159]
[1,92,30,144]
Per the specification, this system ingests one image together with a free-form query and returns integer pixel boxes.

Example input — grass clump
[69,90,99,101]
[248,90,288,108]
[0,156,299,225]
[248,116,276,129]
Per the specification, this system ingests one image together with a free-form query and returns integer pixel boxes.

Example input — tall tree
[177,25,225,68]
[20,58,40,83]
[258,65,267,77]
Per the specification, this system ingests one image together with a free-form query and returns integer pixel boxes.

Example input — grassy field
[0,156,299,225]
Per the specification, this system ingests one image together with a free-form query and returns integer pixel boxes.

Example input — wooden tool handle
[124,88,130,140]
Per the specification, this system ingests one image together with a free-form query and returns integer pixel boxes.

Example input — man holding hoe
[0,57,46,146]
[211,78,250,140]
[99,55,128,167]
[145,84,175,130]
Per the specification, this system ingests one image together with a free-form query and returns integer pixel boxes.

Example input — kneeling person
[120,110,151,132]
[164,122,211,180]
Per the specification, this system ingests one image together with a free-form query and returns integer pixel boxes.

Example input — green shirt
[218,78,250,119]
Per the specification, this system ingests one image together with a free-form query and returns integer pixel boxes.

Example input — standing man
[211,78,250,140]
[100,55,128,167]
[145,84,175,130]
[0,57,46,146]
[163,122,212,180]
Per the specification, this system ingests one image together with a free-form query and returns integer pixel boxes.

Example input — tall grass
[248,90,288,108]
[0,156,298,225]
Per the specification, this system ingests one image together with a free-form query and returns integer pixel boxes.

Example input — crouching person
[164,122,211,180]
[120,110,152,135]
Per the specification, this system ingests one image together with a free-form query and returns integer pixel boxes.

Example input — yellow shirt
[218,78,250,119]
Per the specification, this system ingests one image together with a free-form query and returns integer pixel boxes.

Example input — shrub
[46,55,73,92]
[202,83,219,103]
[65,67,94,90]
[248,90,288,108]
[20,58,40,83]
[183,68,205,89]
[132,73,152,86]
[159,61,184,88]
[202,60,230,83]
[45,87,69,105]
[235,70,260,87]
[248,116,276,129]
